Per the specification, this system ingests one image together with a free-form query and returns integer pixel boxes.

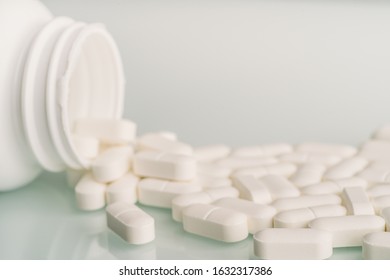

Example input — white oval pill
[213,197,276,234]
[75,174,106,211]
[232,175,272,204]
[171,187,239,222]
[215,156,278,170]
[324,157,368,180]
[193,145,231,162]
[106,202,155,244]
[253,228,333,260]
[197,162,232,178]
[279,152,342,166]
[372,195,390,214]
[91,146,133,183]
[358,166,390,183]
[363,232,390,259]
[359,140,390,161]
[182,204,248,242]
[106,173,139,204]
[309,215,385,247]
[272,194,341,212]
[259,175,300,200]
[232,143,292,157]
[367,184,390,198]
[296,142,357,158]
[137,133,193,156]
[290,163,326,187]
[133,150,196,181]
[232,163,297,178]
[138,178,202,208]
[72,135,100,159]
[194,175,232,189]
[373,124,390,141]
[342,187,375,215]
[274,204,347,228]
[301,177,368,195]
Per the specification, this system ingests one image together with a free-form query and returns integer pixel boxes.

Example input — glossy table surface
[0,172,362,260]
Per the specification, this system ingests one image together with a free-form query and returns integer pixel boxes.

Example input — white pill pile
[67,119,390,259]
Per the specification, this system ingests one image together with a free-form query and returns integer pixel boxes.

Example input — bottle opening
[60,25,125,169]
[23,17,125,171]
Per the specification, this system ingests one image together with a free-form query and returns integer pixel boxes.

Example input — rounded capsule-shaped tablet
[342,187,374,215]
[137,178,202,208]
[323,157,368,180]
[232,143,292,157]
[259,175,300,200]
[91,146,133,183]
[253,228,333,260]
[75,174,106,211]
[106,202,155,244]
[309,215,385,247]
[171,187,239,222]
[279,152,342,166]
[272,194,342,212]
[193,145,231,162]
[290,163,326,188]
[295,142,357,158]
[363,232,390,259]
[232,175,272,204]
[137,133,193,156]
[216,156,278,170]
[367,184,390,198]
[372,195,390,214]
[274,205,347,228]
[300,177,368,195]
[182,204,248,242]
[133,151,196,181]
[213,197,276,234]
[359,140,390,162]
[106,173,139,204]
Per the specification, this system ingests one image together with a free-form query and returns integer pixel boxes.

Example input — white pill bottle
[0,0,125,191]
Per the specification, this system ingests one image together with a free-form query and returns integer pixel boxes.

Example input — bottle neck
[21,17,125,171]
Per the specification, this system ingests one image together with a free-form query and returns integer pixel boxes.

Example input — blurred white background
[41,0,390,147]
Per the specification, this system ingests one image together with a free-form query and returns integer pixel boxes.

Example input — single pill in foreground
[106,202,155,244]
[363,232,390,259]
[182,204,248,242]
[309,215,385,248]
[253,228,333,260]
